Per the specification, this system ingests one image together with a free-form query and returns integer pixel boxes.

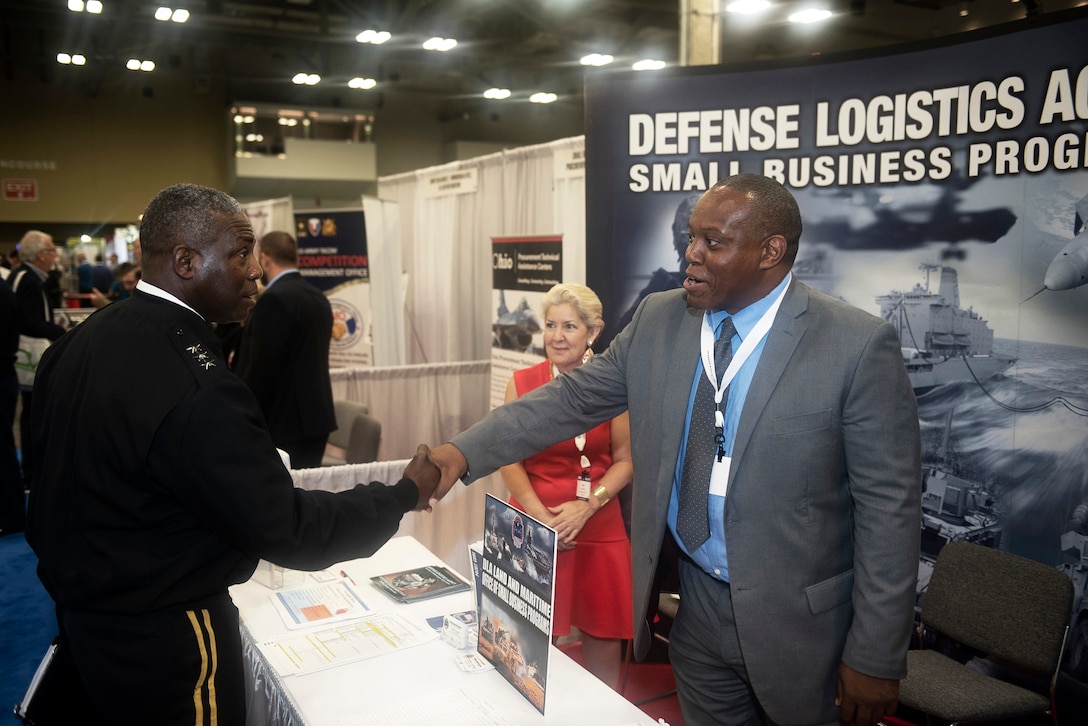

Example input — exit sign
[3,178,37,201]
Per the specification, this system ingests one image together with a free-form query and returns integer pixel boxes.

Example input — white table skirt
[232,536,657,726]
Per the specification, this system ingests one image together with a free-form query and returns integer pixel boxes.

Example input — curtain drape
[363,196,406,366]
[329,360,490,461]
[379,136,586,365]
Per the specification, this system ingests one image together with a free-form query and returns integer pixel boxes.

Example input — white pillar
[680,0,721,67]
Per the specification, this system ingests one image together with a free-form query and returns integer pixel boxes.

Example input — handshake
[401,443,469,511]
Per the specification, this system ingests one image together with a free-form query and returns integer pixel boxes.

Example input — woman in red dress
[500,283,633,690]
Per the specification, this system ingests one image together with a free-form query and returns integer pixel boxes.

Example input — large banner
[293,208,373,367]
[586,10,1088,678]
[489,235,563,409]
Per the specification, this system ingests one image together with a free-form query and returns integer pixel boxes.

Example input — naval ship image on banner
[877,263,1016,393]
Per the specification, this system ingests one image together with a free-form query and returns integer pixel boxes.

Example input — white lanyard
[553,363,591,471]
[574,432,589,470]
[700,277,791,432]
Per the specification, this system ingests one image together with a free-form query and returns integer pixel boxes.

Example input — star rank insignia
[186,343,217,370]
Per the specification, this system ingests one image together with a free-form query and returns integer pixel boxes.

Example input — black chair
[898,540,1074,726]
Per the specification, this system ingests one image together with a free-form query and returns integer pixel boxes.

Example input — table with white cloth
[231,536,657,726]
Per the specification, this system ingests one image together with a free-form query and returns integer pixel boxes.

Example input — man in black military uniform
[26,183,440,725]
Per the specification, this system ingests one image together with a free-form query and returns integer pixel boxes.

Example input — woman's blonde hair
[541,283,604,333]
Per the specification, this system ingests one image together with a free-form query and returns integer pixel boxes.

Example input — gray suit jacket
[453,281,921,725]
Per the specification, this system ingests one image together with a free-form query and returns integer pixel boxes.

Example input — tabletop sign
[477,494,557,714]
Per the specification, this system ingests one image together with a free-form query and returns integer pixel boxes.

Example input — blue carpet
[0,531,56,723]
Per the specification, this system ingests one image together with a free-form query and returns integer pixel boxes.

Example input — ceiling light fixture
[69,0,104,13]
[529,92,557,104]
[580,53,614,67]
[725,0,772,14]
[292,73,321,85]
[788,7,833,23]
[57,53,87,65]
[483,88,511,100]
[155,7,189,23]
[632,59,666,71]
[355,29,391,44]
[126,58,155,71]
[422,37,457,52]
[348,77,377,89]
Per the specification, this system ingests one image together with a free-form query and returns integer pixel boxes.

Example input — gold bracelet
[592,484,611,508]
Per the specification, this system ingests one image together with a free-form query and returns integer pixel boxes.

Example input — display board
[293,208,373,367]
[585,9,1088,679]
[489,234,564,409]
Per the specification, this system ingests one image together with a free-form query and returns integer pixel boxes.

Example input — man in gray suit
[426,174,921,726]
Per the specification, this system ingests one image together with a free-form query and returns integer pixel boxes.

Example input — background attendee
[26,183,439,725]
[90,254,113,297]
[109,262,140,301]
[499,282,633,690]
[9,230,67,490]
[0,279,23,535]
[426,174,922,726]
[75,252,94,306]
[43,250,65,311]
[236,230,336,469]
[88,262,140,309]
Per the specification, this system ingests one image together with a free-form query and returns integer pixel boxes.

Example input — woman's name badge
[576,472,592,501]
[709,456,731,497]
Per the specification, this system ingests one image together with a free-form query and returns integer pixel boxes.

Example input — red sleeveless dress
[509,360,633,639]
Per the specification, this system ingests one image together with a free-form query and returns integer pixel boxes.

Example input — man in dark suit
[89,254,114,300]
[426,174,921,726]
[236,230,336,468]
[10,230,67,489]
[26,183,438,725]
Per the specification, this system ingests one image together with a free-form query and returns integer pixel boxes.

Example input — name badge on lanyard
[574,433,591,500]
[710,456,731,497]
[699,276,791,497]
[553,362,593,501]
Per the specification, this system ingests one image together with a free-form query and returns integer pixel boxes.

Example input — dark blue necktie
[677,317,736,551]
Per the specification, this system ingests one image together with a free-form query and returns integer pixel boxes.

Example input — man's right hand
[403,444,440,510]
[426,443,469,508]
[89,288,110,309]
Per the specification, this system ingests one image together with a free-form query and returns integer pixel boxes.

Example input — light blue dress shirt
[262,267,297,291]
[667,273,792,582]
